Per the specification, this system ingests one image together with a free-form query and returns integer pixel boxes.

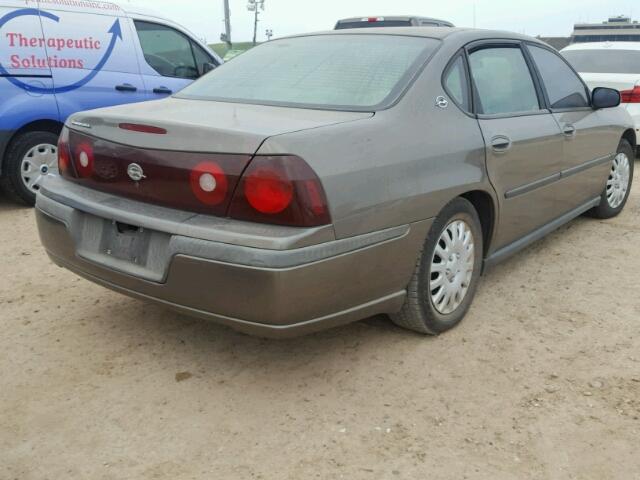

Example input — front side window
[469,46,540,115]
[443,55,470,112]
[528,45,589,109]
[191,42,216,76]
[134,21,199,79]
[177,35,440,110]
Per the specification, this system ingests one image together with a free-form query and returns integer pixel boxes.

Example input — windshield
[176,35,440,110]
[562,49,640,74]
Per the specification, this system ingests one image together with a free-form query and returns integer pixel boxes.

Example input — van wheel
[391,198,483,335]
[0,131,60,206]
[587,139,634,219]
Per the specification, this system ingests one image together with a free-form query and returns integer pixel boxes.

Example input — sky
[124,0,639,44]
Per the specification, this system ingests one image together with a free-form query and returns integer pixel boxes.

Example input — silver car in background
[37,28,635,338]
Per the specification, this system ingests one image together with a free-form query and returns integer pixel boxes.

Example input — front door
[467,43,565,250]
[0,3,59,130]
[526,43,615,211]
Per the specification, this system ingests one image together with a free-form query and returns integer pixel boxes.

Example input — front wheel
[0,131,60,206]
[588,139,634,219]
[391,197,483,335]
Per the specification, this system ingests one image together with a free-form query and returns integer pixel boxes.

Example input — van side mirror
[202,62,216,74]
[592,87,621,109]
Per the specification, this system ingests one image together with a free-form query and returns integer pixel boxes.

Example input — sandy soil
[1,171,639,480]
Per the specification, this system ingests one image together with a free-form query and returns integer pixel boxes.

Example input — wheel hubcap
[430,220,475,315]
[20,143,58,192]
[606,153,630,209]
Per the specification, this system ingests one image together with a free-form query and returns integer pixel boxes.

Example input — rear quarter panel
[258,44,494,240]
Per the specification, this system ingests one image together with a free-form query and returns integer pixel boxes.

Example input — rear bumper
[36,181,431,338]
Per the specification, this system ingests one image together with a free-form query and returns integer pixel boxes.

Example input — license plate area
[100,221,151,265]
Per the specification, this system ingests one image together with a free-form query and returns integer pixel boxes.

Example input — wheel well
[460,190,495,257]
[12,119,63,139]
[1,120,63,175]
[622,129,637,151]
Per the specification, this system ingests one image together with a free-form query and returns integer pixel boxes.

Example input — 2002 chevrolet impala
[36,28,635,337]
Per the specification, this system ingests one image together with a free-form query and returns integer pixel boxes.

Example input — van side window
[192,42,217,76]
[134,21,200,79]
[443,55,471,112]
[528,45,590,109]
[469,47,541,115]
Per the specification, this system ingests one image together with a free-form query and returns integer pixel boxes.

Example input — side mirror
[202,62,216,74]
[592,87,621,109]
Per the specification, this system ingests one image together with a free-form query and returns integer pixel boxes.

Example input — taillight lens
[189,161,228,206]
[73,140,94,178]
[229,156,331,227]
[620,86,640,103]
[61,129,251,216]
[57,127,72,176]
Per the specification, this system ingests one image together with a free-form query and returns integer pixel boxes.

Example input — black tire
[0,131,60,206]
[391,197,484,335]
[587,139,635,219]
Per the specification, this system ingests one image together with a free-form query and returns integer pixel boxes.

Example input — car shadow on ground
[80,207,602,373]
[0,193,28,213]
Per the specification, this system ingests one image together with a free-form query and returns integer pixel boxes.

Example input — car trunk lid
[68,97,374,154]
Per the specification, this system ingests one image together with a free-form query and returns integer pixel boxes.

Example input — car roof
[285,27,546,45]
[336,15,452,24]
[562,42,640,52]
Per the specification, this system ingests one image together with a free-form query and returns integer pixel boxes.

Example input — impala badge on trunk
[127,163,146,182]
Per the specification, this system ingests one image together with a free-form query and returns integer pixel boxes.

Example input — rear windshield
[176,35,439,110]
[562,50,640,74]
[335,20,412,29]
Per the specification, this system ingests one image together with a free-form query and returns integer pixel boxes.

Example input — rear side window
[469,47,540,115]
[443,56,471,112]
[528,45,589,109]
[134,21,199,79]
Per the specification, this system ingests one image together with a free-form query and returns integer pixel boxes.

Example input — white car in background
[561,43,640,147]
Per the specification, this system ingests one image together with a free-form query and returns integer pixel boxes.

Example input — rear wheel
[588,139,634,219]
[391,197,483,335]
[0,131,59,206]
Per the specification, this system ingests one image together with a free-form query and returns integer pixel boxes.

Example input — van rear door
[37,3,145,121]
[0,2,59,140]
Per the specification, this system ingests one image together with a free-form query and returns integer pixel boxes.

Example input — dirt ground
[1,171,639,480]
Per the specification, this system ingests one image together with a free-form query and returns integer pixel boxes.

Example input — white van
[0,0,222,204]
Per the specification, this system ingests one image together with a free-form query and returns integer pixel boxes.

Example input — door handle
[115,83,137,92]
[491,135,512,153]
[153,87,173,95]
[563,125,576,137]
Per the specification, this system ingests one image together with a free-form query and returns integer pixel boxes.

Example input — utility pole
[247,0,265,46]
[222,0,232,48]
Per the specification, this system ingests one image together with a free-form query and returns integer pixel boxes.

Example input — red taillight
[229,156,331,227]
[119,123,167,135]
[189,161,228,206]
[244,166,294,214]
[57,127,72,176]
[620,86,640,103]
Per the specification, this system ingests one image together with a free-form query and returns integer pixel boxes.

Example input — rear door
[0,2,58,134]
[38,2,145,120]
[467,42,565,250]
[131,19,219,99]
[526,44,614,210]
